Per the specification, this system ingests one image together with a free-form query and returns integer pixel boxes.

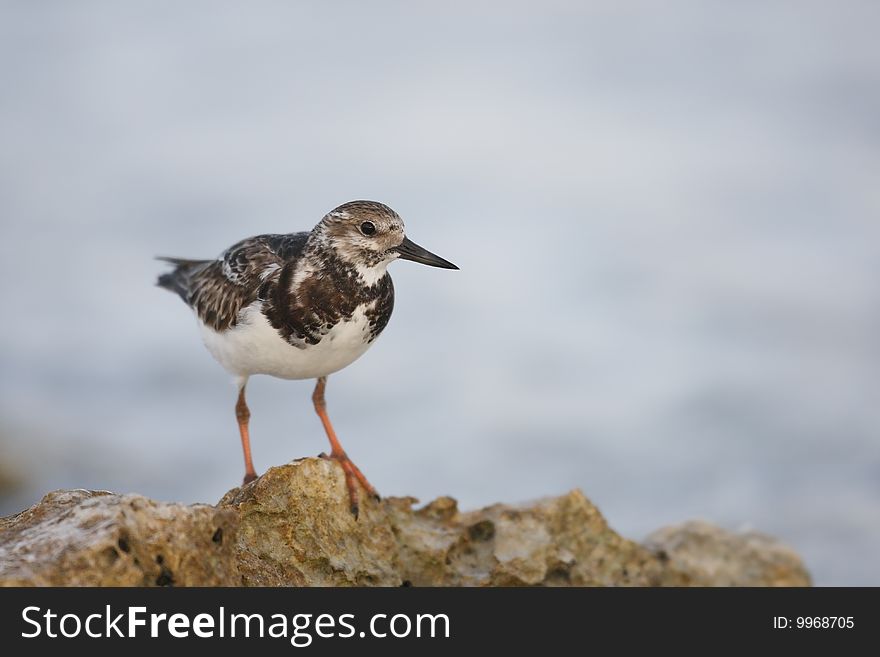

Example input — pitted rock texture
[0,489,238,586]
[1,458,811,587]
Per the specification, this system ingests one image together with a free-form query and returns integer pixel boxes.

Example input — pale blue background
[1,1,878,585]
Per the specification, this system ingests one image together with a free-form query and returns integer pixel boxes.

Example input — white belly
[198,302,375,380]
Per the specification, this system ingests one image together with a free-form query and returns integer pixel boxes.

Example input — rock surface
[644,521,812,586]
[0,490,238,586]
[0,458,811,586]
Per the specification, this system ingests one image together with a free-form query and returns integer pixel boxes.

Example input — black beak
[394,236,459,270]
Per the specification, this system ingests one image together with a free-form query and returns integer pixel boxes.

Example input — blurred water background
[1,1,878,585]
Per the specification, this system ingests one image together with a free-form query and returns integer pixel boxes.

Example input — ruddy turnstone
[157,200,458,517]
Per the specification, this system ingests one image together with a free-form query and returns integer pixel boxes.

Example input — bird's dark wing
[157,232,309,331]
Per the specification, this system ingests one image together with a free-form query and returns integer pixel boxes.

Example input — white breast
[198,301,376,380]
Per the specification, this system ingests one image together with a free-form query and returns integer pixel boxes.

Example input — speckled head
[317,200,405,268]
[315,200,459,275]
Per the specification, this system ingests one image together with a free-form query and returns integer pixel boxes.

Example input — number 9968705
[796,617,854,629]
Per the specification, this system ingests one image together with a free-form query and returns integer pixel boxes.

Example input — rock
[389,491,682,586]
[644,521,811,586]
[220,458,400,586]
[0,458,811,586]
[0,489,238,586]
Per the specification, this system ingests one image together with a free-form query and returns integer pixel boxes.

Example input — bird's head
[315,200,458,282]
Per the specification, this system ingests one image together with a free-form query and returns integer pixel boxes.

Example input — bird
[157,200,458,518]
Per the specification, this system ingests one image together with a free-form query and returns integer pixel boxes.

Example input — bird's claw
[323,451,379,520]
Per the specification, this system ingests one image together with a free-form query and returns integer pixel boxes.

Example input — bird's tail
[156,256,210,302]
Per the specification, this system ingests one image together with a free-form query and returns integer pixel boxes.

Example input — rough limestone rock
[644,521,811,586]
[0,490,239,586]
[220,458,400,586]
[0,458,811,587]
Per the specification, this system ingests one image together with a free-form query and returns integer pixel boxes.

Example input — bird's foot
[319,451,380,519]
[242,472,258,486]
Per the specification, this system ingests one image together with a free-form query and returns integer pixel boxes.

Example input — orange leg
[312,376,379,519]
[236,382,257,485]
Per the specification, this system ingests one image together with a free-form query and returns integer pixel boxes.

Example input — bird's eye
[360,221,376,236]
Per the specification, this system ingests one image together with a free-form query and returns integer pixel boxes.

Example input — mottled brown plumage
[157,200,458,518]
[263,248,394,348]
[157,232,308,332]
